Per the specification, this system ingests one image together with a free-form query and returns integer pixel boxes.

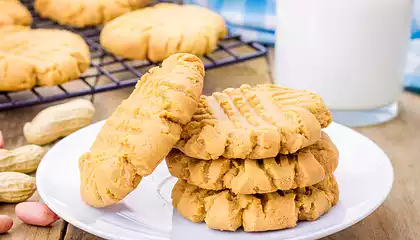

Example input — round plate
[37,121,393,240]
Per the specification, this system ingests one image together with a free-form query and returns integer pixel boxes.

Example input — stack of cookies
[78,53,339,233]
[167,85,340,232]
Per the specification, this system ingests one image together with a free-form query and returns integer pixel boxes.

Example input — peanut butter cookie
[0,26,90,92]
[34,0,150,27]
[172,174,339,232]
[176,84,332,160]
[0,0,32,26]
[168,132,338,194]
[100,3,227,62]
[79,53,204,208]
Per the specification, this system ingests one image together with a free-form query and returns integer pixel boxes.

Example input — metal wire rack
[0,0,268,111]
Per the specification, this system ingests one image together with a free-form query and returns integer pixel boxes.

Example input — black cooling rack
[0,1,268,111]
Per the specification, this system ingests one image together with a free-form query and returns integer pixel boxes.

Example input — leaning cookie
[35,0,150,27]
[100,3,227,62]
[167,132,338,194]
[176,84,332,160]
[79,53,204,208]
[0,26,90,92]
[0,0,32,26]
[172,174,339,232]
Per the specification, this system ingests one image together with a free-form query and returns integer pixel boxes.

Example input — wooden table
[1,49,419,240]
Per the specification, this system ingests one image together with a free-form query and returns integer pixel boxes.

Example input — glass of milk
[275,0,412,127]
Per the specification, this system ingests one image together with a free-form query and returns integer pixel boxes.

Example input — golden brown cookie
[0,0,32,26]
[172,174,339,232]
[100,3,227,62]
[34,0,150,27]
[0,26,90,91]
[79,53,204,208]
[176,84,332,160]
[168,132,338,194]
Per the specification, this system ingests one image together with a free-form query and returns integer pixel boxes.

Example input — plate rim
[37,121,143,240]
[36,121,394,240]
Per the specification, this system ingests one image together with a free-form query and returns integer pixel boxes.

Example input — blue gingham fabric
[406,1,420,93]
[404,39,420,93]
[183,0,276,45]
[184,0,420,93]
[412,0,420,38]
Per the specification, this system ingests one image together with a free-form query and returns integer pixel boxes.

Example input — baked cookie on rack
[175,84,332,160]
[78,53,204,208]
[100,3,227,62]
[172,174,339,232]
[0,0,32,26]
[34,0,150,27]
[0,26,90,92]
[167,132,339,194]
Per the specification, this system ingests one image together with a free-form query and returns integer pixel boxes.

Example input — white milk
[275,0,412,111]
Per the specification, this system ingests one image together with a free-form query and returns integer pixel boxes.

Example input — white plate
[37,121,393,240]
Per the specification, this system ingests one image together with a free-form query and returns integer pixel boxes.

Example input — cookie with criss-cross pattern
[0,26,90,91]
[167,132,338,194]
[172,174,339,232]
[100,3,227,62]
[176,84,332,160]
[79,53,204,208]
[34,0,150,27]
[0,0,32,26]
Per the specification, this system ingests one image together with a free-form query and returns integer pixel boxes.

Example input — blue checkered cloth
[404,39,420,93]
[184,0,420,93]
[183,0,276,45]
[406,1,420,93]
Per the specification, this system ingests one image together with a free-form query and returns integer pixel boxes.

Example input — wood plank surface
[1,51,419,240]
